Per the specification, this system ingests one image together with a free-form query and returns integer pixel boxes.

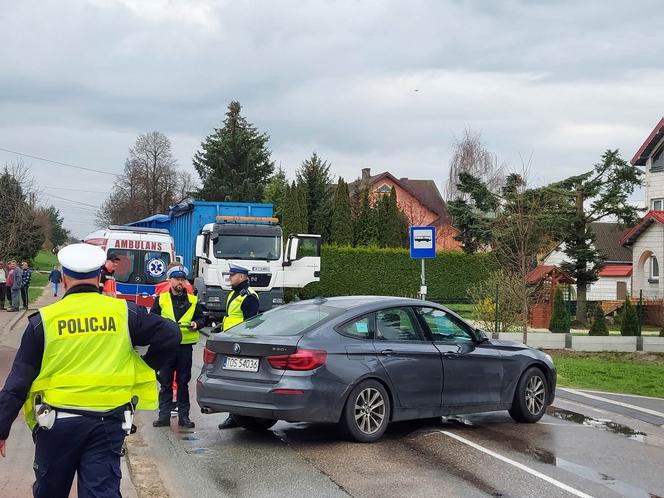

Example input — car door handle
[380,349,397,357]
[443,352,459,358]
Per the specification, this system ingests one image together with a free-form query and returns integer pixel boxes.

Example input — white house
[622,117,664,299]
[542,222,632,300]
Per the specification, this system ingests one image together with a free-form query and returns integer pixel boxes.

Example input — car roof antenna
[313,296,327,305]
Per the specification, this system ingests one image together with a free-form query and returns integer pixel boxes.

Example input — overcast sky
[1,0,662,237]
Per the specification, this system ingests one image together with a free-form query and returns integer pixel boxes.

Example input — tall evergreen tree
[354,188,379,246]
[548,286,571,333]
[620,298,640,336]
[376,188,407,248]
[193,101,274,202]
[296,153,333,240]
[281,182,308,239]
[555,150,643,323]
[330,178,353,245]
[588,304,609,336]
[263,166,289,221]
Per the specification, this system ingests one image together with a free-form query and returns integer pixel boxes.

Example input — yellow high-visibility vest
[222,287,259,331]
[159,291,199,345]
[23,292,157,430]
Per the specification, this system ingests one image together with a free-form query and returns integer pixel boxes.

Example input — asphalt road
[133,339,664,498]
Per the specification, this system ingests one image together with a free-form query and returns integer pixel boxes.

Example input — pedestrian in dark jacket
[20,262,31,310]
[48,266,62,296]
[7,261,22,312]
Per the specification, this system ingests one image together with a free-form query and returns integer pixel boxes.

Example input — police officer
[0,243,180,498]
[151,265,205,429]
[217,262,260,430]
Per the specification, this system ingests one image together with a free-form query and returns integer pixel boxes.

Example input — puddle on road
[547,406,648,442]
[181,435,199,441]
[187,447,208,455]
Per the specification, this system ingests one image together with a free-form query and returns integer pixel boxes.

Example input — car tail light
[203,347,217,364]
[267,349,327,371]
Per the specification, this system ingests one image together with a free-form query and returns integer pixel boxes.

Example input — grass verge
[442,303,476,319]
[28,251,59,303]
[550,350,664,398]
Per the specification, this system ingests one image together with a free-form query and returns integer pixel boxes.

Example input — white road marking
[559,388,664,419]
[441,431,594,498]
[576,389,664,401]
[539,422,591,427]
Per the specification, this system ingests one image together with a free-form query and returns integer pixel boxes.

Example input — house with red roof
[541,222,633,300]
[350,168,462,251]
[620,118,664,299]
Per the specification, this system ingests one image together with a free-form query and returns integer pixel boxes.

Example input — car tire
[233,415,278,431]
[340,380,391,443]
[508,367,548,423]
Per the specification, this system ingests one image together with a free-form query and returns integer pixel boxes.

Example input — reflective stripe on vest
[22,293,157,430]
[222,287,258,331]
[159,291,199,344]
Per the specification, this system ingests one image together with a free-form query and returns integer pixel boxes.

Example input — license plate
[223,356,259,372]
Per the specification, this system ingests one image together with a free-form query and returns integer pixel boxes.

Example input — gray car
[197,296,557,443]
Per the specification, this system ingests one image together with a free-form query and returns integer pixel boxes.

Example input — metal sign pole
[420,258,427,300]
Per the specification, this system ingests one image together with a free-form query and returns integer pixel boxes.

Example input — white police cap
[228,262,250,275]
[58,243,107,279]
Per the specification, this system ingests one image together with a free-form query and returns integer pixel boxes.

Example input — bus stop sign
[410,226,436,259]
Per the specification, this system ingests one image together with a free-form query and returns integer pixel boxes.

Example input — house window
[375,184,392,194]
[653,145,664,172]
[653,199,664,211]
[650,256,659,282]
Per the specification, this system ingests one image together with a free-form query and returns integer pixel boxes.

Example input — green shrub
[620,298,640,336]
[549,286,571,333]
[588,304,608,336]
[297,245,497,301]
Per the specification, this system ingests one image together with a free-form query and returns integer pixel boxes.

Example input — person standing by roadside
[20,262,32,310]
[7,261,23,312]
[100,254,120,297]
[48,266,62,297]
[151,266,205,429]
[0,261,6,310]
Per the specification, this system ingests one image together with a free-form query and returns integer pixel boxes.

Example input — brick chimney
[361,167,371,180]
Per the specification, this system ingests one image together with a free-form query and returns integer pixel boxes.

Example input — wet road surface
[133,340,664,498]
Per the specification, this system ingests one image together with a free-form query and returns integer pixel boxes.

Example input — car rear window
[228,304,340,336]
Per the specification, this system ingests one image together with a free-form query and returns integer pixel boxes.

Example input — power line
[0,146,118,177]
[42,192,101,209]
[43,186,111,194]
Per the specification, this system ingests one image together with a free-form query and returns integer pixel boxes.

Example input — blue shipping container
[168,201,274,270]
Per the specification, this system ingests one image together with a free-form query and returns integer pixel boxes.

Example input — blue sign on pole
[410,226,436,259]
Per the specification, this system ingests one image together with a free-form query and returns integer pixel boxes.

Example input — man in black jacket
[150,266,205,429]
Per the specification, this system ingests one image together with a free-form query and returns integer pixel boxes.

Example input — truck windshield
[213,235,281,261]
[107,249,171,285]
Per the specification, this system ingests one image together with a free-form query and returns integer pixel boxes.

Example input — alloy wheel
[354,387,386,434]
[525,375,545,415]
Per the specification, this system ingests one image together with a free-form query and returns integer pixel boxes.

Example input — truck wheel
[508,367,548,423]
[233,415,278,431]
[340,380,390,443]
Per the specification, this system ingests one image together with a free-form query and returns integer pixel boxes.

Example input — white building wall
[543,243,631,300]
[645,135,664,208]
[631,224,664,298]
[586,277,631,300]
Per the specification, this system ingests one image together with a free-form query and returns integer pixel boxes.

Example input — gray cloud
[0,0,661,236]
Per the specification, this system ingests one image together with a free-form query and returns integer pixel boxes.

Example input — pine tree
[548,286,571,333]
[281,182,308,240]
[296,153,333,240]
[193,101,274,202]
[588,304,609,336]
[330,178,353,246]
[620,297,640,336]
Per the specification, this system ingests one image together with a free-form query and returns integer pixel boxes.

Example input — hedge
[298,245,497,302]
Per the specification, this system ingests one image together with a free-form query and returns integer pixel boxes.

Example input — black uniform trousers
[32,414,125,498]
[157,343,193,420]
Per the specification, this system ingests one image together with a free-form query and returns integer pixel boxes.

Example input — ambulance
[84,225,177,307]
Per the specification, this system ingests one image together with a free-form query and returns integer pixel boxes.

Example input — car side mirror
[475,329,489,343]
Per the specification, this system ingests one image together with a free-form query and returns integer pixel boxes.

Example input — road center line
[559,388,664,419]
[440,431,593,498]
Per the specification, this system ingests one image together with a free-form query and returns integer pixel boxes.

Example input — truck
[84,225,176,308]
[127,201,321,318]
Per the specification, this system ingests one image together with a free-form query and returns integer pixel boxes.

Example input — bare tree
[445,128,505,201]
[96,132,191,226]
[0,161,46,260]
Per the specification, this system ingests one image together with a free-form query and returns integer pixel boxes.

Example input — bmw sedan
[196,296,556,443]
